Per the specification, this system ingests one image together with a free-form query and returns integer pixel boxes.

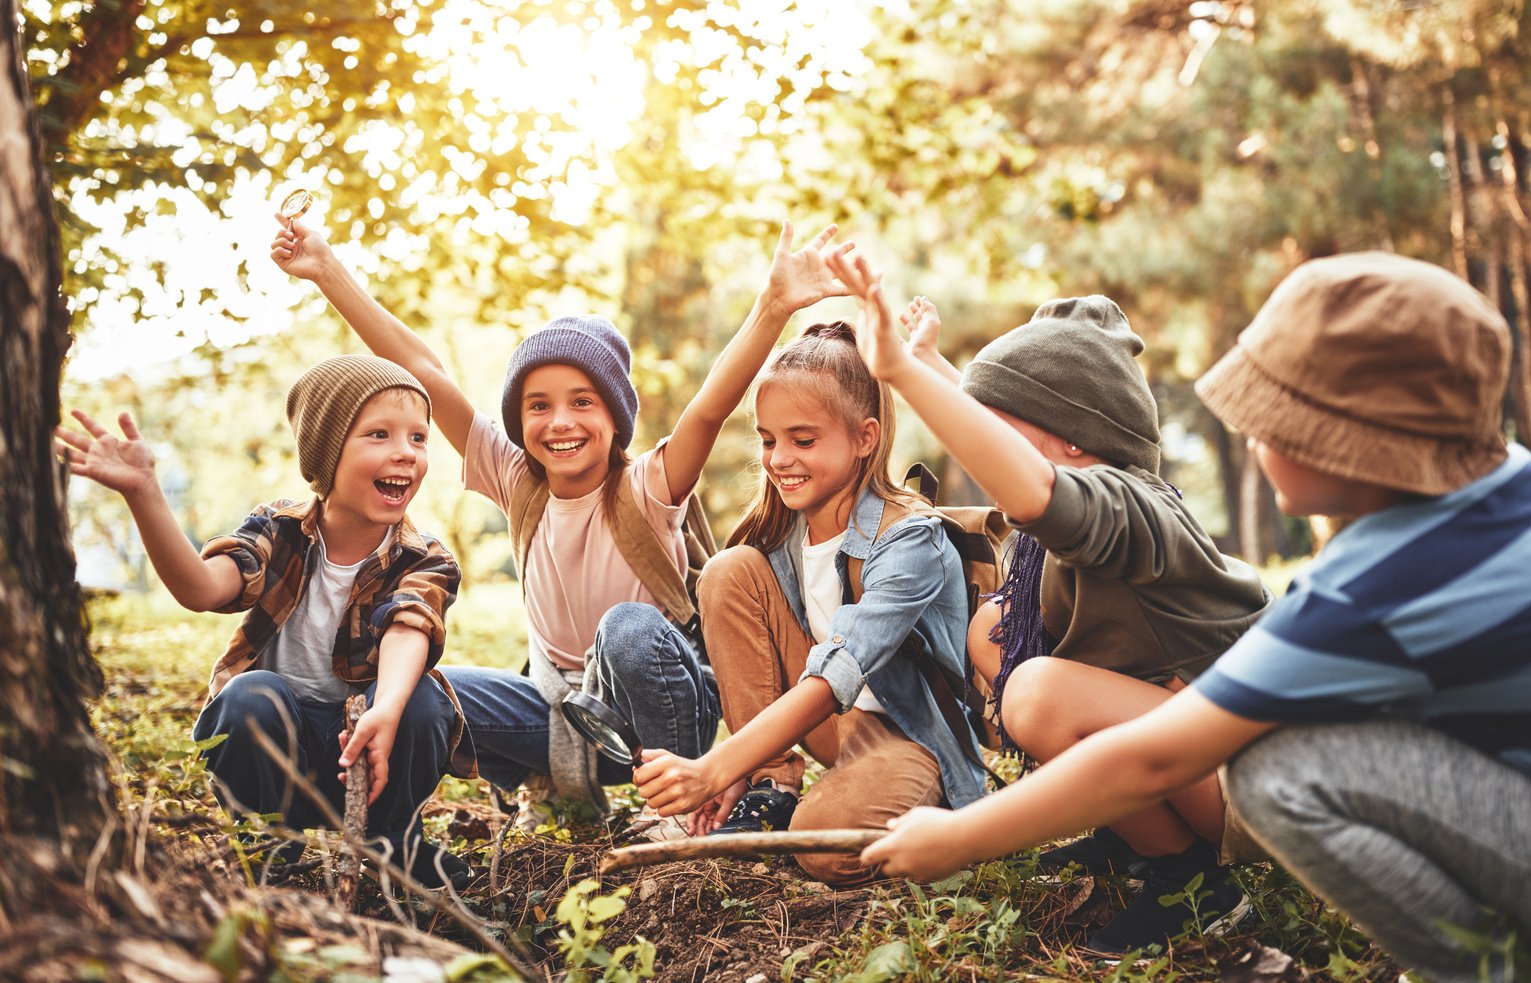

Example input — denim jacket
[767,488,987,808]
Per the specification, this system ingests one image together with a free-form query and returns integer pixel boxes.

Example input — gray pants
[1227,721,1531,982]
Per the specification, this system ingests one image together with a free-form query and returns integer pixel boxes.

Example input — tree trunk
[1238,447,1266,565]
[0,0,117,881]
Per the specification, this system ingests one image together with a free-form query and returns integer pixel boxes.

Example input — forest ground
[80,583,1403,982]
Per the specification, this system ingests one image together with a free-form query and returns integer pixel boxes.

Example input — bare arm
[339,623,430,804]
[662,221,854,504]
[55,410,242,612]
[827,252,1057,523]
[271,219,477,457]
[862,689,1276,880]
[634,675,838,815]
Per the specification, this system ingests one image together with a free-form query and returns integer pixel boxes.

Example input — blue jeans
[192,669,454,839]
[443,602,720,791]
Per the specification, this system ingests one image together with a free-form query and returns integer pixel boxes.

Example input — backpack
[844,463,1013,762]
[506,468,718,656]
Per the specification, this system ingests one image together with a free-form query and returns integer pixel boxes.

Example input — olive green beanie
[960,295,1161,473]
[286,354,432,497]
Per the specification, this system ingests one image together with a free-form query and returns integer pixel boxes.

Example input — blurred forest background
[31,0,1531,595]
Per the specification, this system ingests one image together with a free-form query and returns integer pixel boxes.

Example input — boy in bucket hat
[858,252,1531,979]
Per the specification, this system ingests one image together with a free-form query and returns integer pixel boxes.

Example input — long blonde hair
[729,322,920,553]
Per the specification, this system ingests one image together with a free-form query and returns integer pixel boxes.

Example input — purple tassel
[988,534,1055,755]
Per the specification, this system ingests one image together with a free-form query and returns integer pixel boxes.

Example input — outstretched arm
[827,252,1056,524]
[861,689,1276,881]
[661,221,855,505]
[270,219,477,457]
[55,410,242,612]
[634,675,838,816]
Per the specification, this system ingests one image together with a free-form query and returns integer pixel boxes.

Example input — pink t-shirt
[464,412,688,670]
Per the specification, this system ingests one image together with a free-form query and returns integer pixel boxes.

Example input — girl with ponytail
[635,322,987,885]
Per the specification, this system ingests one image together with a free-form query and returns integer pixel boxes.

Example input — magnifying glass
[560,692,642,770]
[279,189,315,228]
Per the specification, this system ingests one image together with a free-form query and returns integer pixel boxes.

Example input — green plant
[554,879,655,983]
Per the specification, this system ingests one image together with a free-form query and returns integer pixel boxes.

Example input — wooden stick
[600,829,884,873]
[335,693,370,911]
[246,725,539,978]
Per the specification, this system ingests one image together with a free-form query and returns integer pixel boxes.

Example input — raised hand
[824,250,910,383]
[902,296,944,366]
[55,409,157,498]
[269,215,336,282]
[762,221,857,317]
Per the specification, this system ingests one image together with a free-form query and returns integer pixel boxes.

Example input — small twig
[600,829,884,874]
[336,693,369,911]
[246,726,537,977]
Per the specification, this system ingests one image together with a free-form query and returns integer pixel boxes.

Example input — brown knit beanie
[286,355,432,497]
[960,296,1162,472]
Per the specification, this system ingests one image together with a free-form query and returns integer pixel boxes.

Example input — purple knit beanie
[500,315,639,449]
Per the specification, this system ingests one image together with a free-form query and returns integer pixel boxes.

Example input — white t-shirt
[264,529,389,703]
[464,412,687,670]
[799,528,886,715]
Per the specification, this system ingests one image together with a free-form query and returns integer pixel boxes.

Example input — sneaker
[621,804,690,843]
[1083,840,1249,957]
[708,779,798,835]
[369,833,473,892]
[1036,827,1148,877]
[511,773,556,834]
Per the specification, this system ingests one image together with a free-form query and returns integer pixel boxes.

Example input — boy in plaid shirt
[58,355,470,888]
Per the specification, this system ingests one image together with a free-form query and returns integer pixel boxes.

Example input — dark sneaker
[1083,840,1249,957]
[709,779,798,835]
[1036,827,1148,877]
[369,834,473,892]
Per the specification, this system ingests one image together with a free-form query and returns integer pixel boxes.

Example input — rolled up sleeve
[370,544,461,669]
[200,506,282,613]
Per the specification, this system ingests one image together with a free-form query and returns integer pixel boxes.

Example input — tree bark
[1237,445,1266,564]
[0,0,118,885]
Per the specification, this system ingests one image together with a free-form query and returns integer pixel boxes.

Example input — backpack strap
[611,477,695,625]
[842,499,1004,789]
[507,474,551,593]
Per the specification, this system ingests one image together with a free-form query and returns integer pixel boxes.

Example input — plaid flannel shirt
[200,498,474,777]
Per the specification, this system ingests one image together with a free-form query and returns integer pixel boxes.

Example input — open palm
[55,410,157,497]
[765,221,855,313]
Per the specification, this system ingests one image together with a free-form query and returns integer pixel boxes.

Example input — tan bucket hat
[1196,252,1510,497]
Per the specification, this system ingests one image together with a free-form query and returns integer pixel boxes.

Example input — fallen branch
[336,693,369,911]
[600,829,884,874]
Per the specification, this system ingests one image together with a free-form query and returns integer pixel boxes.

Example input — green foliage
[554,880,656,983]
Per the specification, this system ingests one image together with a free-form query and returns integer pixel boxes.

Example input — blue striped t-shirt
[1195,443,1531,776]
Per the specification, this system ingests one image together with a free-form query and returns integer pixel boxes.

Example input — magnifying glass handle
[630,745,644,770]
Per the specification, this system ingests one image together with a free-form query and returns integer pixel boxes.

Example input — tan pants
[698,546,945,884]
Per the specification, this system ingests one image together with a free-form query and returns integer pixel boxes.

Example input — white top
[798,527,886,715]
[264,528,388,703]
[464,412,687,670]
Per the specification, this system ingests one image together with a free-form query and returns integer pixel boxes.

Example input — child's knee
[394,679,454,745]
[696,545,768,613]
[998,657,1077,754]
[1224,729,1320,832]
[210,670,294,738]
[594,601,673,677]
